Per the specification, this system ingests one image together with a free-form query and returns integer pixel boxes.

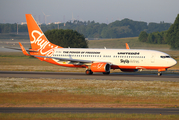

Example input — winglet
[19,42,30,56]
[125,43,130,49]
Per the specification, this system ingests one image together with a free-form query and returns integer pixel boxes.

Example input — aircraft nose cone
[171,58,177,66]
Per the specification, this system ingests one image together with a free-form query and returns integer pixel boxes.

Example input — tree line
[139,31,167,44]
[0,23,28,33]
[45,29,88,48]
[0,19,171,38]
[139,14,179,49]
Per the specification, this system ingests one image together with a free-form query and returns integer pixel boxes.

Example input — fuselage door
[151,54,155,63]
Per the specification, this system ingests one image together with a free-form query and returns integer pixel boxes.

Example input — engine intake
[91,62,110,72]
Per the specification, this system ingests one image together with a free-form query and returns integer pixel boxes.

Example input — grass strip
[0,78,179,107]
[0,113,179,120]
[0,92,178,108]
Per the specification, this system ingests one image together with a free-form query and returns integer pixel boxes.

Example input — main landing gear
[85,70,93,75]
[103,71,110,75]
[85,70,111,75]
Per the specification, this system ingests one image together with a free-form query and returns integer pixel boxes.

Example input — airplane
[16,14,177,76]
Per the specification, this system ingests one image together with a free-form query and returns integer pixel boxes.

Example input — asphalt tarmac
[0,71,179,81]
[0,107,179,114]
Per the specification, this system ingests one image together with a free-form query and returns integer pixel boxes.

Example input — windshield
[160,56,171,58]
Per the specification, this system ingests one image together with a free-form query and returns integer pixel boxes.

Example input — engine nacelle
[91,62,110,72]
[120,69,138,72]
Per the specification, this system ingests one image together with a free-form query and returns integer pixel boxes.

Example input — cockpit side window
[160,56,171,58]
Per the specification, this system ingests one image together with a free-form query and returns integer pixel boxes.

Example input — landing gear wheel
[158,72,162,76]
[103,71,110,75]
[85,70,93,75]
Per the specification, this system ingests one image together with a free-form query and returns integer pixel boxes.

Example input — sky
[0,0,179,24]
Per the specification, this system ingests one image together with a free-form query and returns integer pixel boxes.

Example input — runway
[0,71,179,81]
[0,107,179,114]
[1,71,179,115]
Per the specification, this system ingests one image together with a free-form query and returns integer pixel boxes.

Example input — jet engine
[91,62,110,72]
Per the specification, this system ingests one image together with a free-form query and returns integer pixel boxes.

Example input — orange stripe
[111,65,170,70]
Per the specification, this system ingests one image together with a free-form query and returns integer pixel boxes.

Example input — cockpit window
[160,56,170,58]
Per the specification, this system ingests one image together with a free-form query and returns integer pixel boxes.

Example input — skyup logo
[31,30,58,56]
[120,59,129,64]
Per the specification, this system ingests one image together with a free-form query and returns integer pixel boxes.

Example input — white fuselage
[51,48,177,70]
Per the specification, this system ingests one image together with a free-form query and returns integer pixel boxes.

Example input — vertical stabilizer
[25,14,62,56]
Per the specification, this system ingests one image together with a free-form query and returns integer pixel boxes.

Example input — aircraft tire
[158,72,162,76]
[86,70,93,75]
[103,71,110,75]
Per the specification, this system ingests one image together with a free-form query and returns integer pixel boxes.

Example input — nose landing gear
[158,68,167,76]
[158,72,162,76]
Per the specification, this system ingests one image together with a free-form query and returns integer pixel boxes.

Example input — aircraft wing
[3,42,38,56]
[3,46,35,52]
[3,46,27,51]
[34,55,112,64]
